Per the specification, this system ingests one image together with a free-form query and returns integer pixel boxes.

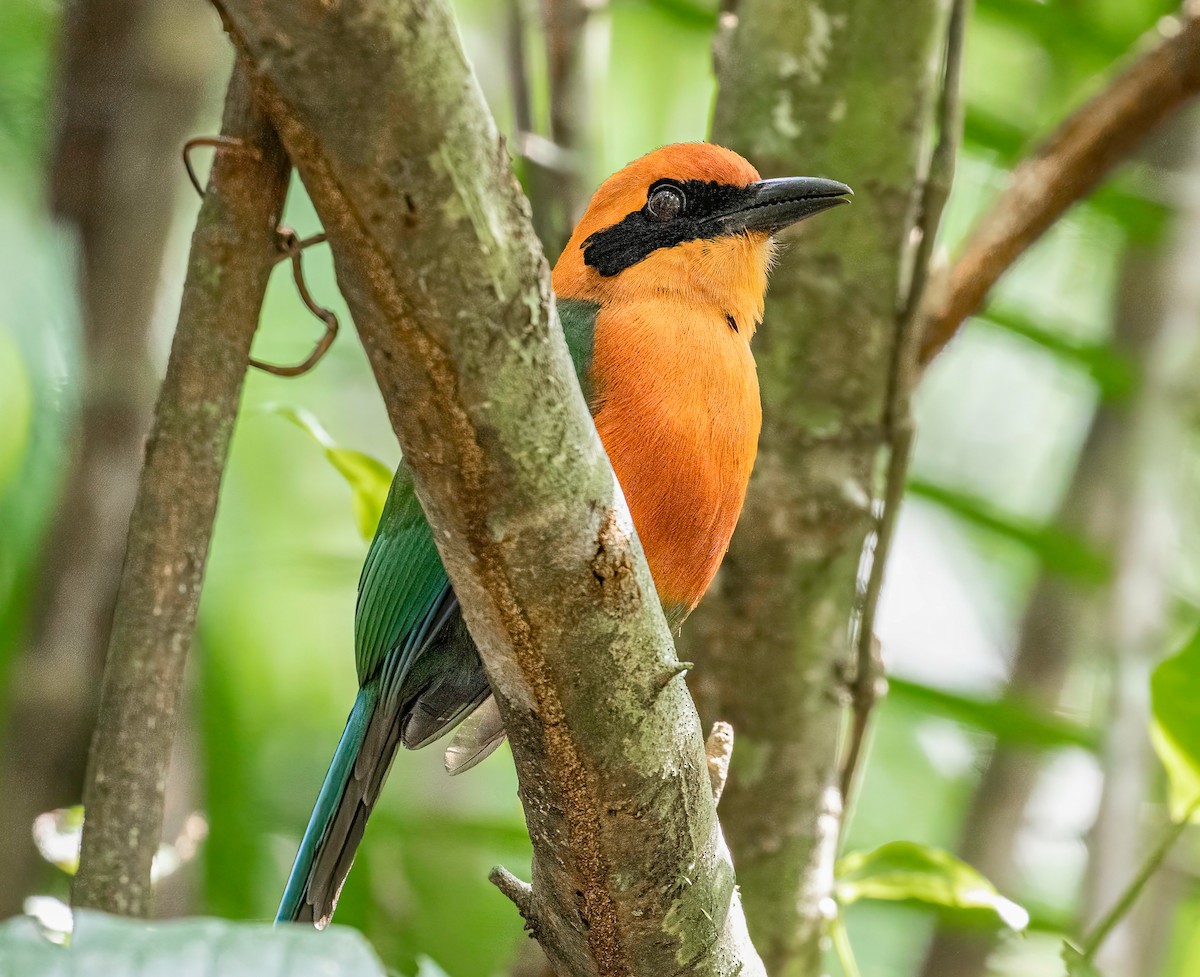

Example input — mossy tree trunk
[683,2,949,973]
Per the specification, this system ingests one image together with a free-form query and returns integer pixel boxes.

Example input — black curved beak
[706,176,853,235]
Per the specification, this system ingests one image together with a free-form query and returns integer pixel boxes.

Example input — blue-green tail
[276,683,386,926]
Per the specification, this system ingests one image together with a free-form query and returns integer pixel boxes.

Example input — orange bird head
[552,143,851,334]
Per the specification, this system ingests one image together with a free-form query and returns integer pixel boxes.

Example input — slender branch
[1079,798,1200,963]
[211,1,764,973]
[507,0,535,137]
[840,0,971,813]
[536,0,598,256]
[0,0,214,917]
[917,3,1200,364]
[71,62,290,915]
[831,916,863,977]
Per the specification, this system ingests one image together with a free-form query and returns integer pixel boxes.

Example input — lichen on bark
[682,1,950,973]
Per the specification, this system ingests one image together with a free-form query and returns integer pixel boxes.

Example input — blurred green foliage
[2,0,1199,975]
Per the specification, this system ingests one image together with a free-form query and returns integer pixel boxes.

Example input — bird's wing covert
[558,297,600,405]
[354,462,451,685]
[356,298,597,686]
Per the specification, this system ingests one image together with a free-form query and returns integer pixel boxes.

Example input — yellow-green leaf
[1150,629,1200,822]
[836,841,1028,931]
[326,447,393,540]
[263,404,393,540]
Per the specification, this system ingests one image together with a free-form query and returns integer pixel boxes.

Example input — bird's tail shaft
[276,682,396,927]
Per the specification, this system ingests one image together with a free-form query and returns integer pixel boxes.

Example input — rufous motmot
[277,142,851,926]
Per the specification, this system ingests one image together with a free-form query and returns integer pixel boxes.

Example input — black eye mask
[580,175,852,278]
[581,180,758,278]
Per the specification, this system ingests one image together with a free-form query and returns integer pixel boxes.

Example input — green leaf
[836,842,1029,931]
[264,404,393,540]
[327,448,393,541]
[0,910,388,976]
[1062,941,1101,977]
[1150,628,1200,822]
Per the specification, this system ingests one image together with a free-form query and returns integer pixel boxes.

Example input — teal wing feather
[354,465,450,685]
[277,296,600,926]
[559,297,599,406]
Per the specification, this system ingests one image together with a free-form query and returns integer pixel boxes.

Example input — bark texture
[211,1,764,973]
[72,63,289,916]
[0,0,215,918]
[683,2,948,973]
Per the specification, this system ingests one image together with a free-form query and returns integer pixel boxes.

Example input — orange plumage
[553,144,776,613]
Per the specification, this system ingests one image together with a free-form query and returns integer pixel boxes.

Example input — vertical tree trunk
[72,62,289,916]
[0,0,216,918]
[685,2,948,973]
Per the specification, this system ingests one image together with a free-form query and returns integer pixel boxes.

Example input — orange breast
[589,300,761,613]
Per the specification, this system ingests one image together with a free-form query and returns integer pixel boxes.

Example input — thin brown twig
[840,0,971,810]
[183,135,260,196]
[185,137,337,377]
[249,226,339,378]
[917,3,1200,364]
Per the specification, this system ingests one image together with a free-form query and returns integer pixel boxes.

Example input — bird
[276,142,851,927]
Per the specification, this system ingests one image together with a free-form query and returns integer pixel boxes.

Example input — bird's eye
[646,184,685,222]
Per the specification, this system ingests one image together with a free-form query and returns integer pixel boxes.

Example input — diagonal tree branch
[210,0,764,973]
[0,0,215,917]
[72,62,290,916]
[917,2,1200,364]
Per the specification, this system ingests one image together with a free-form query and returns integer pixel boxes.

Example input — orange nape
[553,143,774,612]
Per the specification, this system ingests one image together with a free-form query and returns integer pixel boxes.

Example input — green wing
[284,299,601,923]
[559,298,600,406]
[354,466,450,684]
[354,297,599,687]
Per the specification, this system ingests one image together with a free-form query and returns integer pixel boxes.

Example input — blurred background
[2,0,1199,975]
